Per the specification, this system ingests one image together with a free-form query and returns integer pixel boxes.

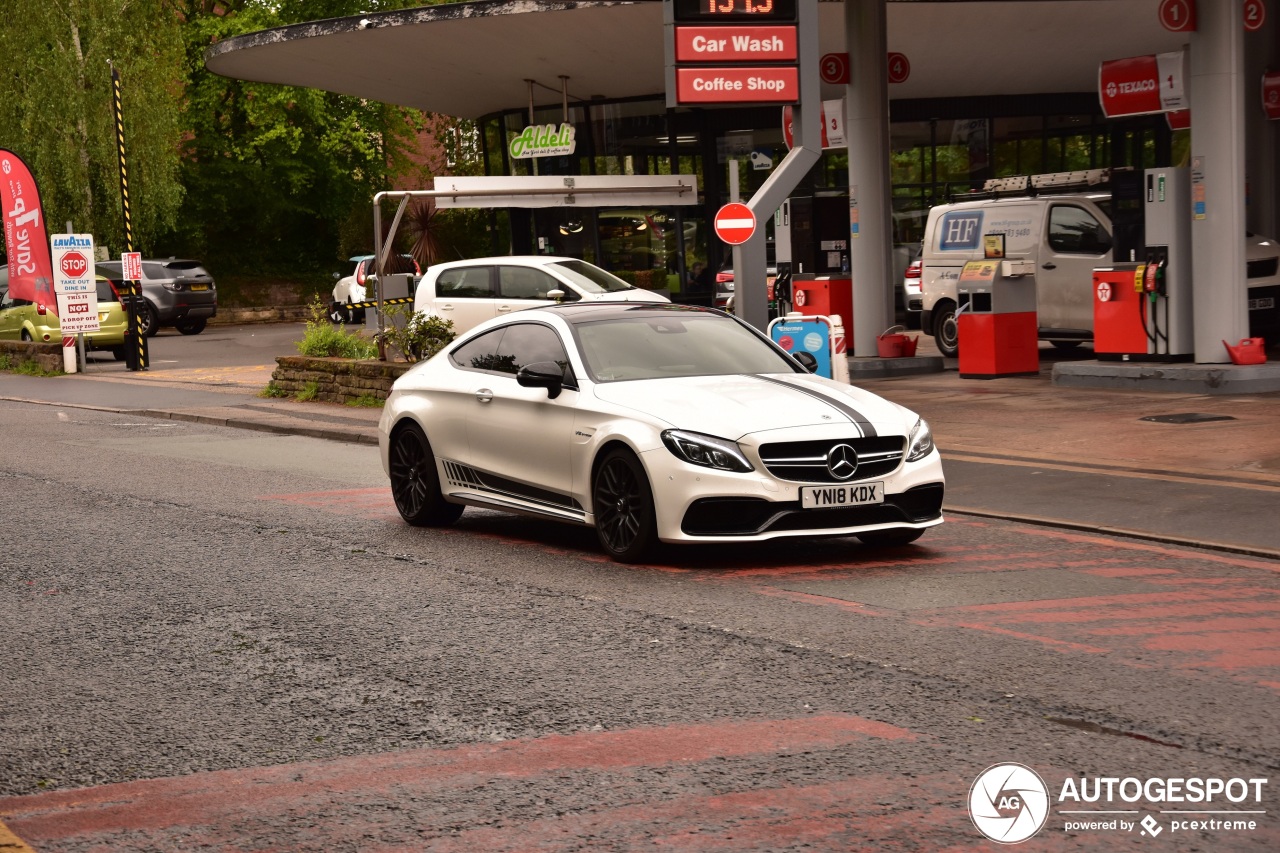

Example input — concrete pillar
[1189,0,1250,362]
[844,0,895,357]
[1244,6,1278,238]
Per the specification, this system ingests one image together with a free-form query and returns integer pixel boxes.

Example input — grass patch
[259,382,290,398]
[0,353,60,376]
[345,394,384,408]
[295,381,320,402]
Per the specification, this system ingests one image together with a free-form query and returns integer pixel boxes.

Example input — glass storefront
[478,94,1175,301]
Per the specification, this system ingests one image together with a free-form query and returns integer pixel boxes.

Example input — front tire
[389,423,464,526]
[1050,340,1082,351]
[593,448,658,563]
[857,528,925,547]
[932,301,958,357]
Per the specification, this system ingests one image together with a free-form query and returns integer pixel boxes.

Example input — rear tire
[857,528,925,547]
[593,448,658,563]
[389,422,464,527]
[175,318,206,335]
[110,346,127,361]
[329,303,350,325]
[1050,340,1082,351]
[931,301,958,357]
[137,301,160,337]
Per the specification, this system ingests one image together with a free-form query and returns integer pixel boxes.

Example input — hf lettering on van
[940,211,983,250]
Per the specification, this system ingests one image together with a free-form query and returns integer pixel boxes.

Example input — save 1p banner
[1,149,57,315]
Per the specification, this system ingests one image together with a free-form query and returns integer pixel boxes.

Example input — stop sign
[714,202,756,245]
[60,251,88,278]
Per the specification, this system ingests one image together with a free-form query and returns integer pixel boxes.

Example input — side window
[494,323,572,377]
[1048,206,1111,255]
[498,266,561,300]
[141,263,167,280]
[449,327,506,372]
[436,266,494,298]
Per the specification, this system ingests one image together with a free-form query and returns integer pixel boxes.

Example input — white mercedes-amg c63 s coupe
[379,303,944,562]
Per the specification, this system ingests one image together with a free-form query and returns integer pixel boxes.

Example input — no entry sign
[714,202,756,245]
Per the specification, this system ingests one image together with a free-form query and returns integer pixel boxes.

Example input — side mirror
[517,361,569,399]
[793,351,819,373]
[332,272,341,280]
[547,289,565,302]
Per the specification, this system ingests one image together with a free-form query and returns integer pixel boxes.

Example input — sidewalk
[6,337,1280,558]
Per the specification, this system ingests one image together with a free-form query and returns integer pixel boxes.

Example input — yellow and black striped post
[111,64,148,370]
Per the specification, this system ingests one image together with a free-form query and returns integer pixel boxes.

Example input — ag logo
[969,763,1050,844]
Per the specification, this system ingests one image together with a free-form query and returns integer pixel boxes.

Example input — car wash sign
[1099,50,1188,117]
[509,123,576,159]
[666,0,801,106]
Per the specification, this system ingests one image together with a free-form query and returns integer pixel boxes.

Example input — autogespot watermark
[968,764,1268,843]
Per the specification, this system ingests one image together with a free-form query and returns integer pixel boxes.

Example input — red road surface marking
[0,714,918,848]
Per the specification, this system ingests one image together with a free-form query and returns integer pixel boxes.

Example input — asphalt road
[1,392,1278,850]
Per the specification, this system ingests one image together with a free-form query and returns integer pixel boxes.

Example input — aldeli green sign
[509,123,576,160]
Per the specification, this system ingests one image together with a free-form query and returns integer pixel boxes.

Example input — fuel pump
[1093,168,1193,361]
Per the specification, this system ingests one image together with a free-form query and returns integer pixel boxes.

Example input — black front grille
[1248,257,1279,279]
[758,436,905,483]
[681,483,944,536]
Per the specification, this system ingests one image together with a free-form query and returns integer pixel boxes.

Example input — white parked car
[379,303,945,562]
[330,254,420,324]
[413,256,668,337]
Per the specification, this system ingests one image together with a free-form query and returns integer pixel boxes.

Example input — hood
[591,373,912,440]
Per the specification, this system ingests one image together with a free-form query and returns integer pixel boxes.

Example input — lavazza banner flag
[1,148,57,315]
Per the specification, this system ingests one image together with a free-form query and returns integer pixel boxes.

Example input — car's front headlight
[905,417,935,462]
[661,430,754,473]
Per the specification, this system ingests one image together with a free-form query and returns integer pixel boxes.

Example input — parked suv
[96,258,217,336]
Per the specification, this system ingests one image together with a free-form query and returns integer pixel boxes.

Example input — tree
[170,0,438,276]
[0,0,185,254]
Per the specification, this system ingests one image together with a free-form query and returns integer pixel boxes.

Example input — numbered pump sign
[50,233,100,334]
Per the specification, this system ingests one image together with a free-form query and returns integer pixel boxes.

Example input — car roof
[431,255,581,270]
[531,302,725,326]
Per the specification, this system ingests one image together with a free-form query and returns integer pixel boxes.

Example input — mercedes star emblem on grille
[825,444,859,480]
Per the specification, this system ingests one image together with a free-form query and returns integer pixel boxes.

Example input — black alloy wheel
[932,301,959,358]
[857,528,925,547]
[389,422,464,526]
[136,300,160,338]
[175,318,207,335]
[593,448,658,563]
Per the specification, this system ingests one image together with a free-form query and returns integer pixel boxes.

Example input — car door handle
[475,389,494,404]
[1042,262,1057,270]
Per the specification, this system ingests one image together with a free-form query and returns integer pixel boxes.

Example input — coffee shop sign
[509,123,577,159]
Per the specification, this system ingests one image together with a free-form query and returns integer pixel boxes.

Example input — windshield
[574,312,800,382]
[548,260,634,294]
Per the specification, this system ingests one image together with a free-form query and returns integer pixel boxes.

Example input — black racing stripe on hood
[746,375,878,437]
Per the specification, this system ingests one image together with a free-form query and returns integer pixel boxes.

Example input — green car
[0,266,130,360]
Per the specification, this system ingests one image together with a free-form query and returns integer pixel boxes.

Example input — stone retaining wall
[271,356,411,404]
[0,340,64,373]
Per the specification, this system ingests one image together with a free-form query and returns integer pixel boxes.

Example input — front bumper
[636,429,945,544]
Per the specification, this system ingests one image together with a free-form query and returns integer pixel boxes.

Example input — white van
[919,177,1280,356]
